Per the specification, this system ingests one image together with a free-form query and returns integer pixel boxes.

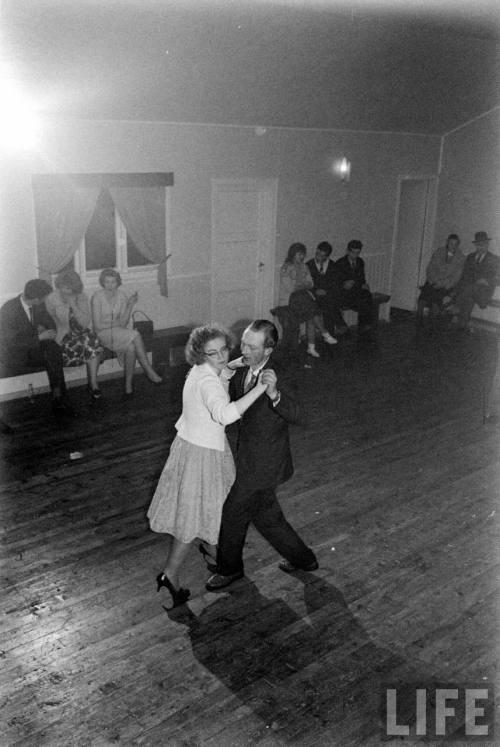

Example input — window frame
[73,187,171,285]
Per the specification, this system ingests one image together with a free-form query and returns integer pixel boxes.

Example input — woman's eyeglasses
[205,346,229,359]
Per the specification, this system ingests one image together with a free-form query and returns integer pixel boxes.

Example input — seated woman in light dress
[147,324,267,608]
[91,268,162,396]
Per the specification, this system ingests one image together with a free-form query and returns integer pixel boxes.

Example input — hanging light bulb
[339,157,351,183]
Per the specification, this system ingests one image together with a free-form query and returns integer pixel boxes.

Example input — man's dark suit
[216,356,317,575]
[334,254,374,328]
[454,250,500,327]
[0,295,65,391]
[306,258,344,332]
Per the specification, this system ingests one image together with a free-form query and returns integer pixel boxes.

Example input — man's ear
[264,347,274,358]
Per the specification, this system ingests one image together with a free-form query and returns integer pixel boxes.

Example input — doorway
[211,178,277,328]
[389,177,437,311]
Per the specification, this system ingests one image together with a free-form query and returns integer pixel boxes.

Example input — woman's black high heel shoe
[198,543,218,573]
[156,573,190,607]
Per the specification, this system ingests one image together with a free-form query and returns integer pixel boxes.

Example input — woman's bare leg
[312,314,326,335]
[86,355,100,390]
[306,319,316,345]
[164,538,192,588]
[132,333,162,383]
[124,345,136,393]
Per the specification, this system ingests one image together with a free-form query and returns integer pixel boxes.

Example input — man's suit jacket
[334,255,368,289]
[0,295,55,367]
[306,258,339,295]
[229,356,301,490]
[457,251,500,290]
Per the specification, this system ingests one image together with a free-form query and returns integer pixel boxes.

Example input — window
[73,188,154,278]
[33,172,173,295]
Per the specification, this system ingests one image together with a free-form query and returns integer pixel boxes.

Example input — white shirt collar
[246,355,270,382]
[20,295,32,319]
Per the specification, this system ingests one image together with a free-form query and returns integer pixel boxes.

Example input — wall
[434,107,500,326]
[1,119,441,330]
[435,107,500,254]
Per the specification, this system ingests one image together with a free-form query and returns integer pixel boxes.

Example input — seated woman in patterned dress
[147,324,267,608]
[45,269,104,400]
[91,268,162,396]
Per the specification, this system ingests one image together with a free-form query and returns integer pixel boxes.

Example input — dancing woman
[147,324,266,607]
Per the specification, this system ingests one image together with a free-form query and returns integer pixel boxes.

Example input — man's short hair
[347,239,363,251]
[246,319,278,349]
[316,241,332,256]
[23,279,53,301]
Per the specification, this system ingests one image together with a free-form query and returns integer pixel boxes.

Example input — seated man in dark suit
[306,241,346,335]
[0,279,73,415]
[335,239,374,331]
[452,231,500,330]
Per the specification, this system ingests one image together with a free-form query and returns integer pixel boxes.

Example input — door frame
[388,174,438,310]
[210,177,278,323]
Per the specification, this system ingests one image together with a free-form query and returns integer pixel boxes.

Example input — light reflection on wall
[0,77,40,150]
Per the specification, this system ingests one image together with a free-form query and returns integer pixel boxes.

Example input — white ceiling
[2,0,500,135]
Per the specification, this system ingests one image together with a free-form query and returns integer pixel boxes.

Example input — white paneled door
[390,177,437,311]
[211,179,277,328]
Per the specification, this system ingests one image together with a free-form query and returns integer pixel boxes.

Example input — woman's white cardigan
[175,362,240,451]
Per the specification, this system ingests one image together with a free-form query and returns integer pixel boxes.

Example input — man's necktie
[29,306,34,325]
[244,371,257,393]
[320,263,325,275]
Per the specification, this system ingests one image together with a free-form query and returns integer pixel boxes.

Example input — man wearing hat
[334,239,374,332]
[452,231,499,329]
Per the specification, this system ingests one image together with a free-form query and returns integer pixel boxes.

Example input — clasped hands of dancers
[147,319,318,609]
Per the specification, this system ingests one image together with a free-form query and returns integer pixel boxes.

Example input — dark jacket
[0,295,55,367]
[334,255,368,289]
[456,250,500,292]
[305,258,339,295]
[229,356,301,489]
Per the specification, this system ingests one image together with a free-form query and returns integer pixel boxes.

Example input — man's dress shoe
[205,571,244,591]
[278,559,319,573]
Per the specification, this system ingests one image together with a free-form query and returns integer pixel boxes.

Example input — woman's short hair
[98,268,122,288]
[185,324,234,366]
[54,269,83,294]
[285,242,307,264]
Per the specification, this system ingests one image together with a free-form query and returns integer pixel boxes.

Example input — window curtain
[32,179,100,278]
[108,186,168,296]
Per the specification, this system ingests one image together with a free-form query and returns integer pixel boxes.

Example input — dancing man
[206,319,318,591]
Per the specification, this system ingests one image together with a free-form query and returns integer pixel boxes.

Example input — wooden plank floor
[1,318,499,746]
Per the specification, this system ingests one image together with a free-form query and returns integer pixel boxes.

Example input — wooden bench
[0,325,192,401]
[471,295,500,332]
[341,291,391,326]
[271,292,390,341]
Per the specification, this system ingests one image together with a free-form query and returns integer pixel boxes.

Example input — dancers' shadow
[163,573,419,742]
